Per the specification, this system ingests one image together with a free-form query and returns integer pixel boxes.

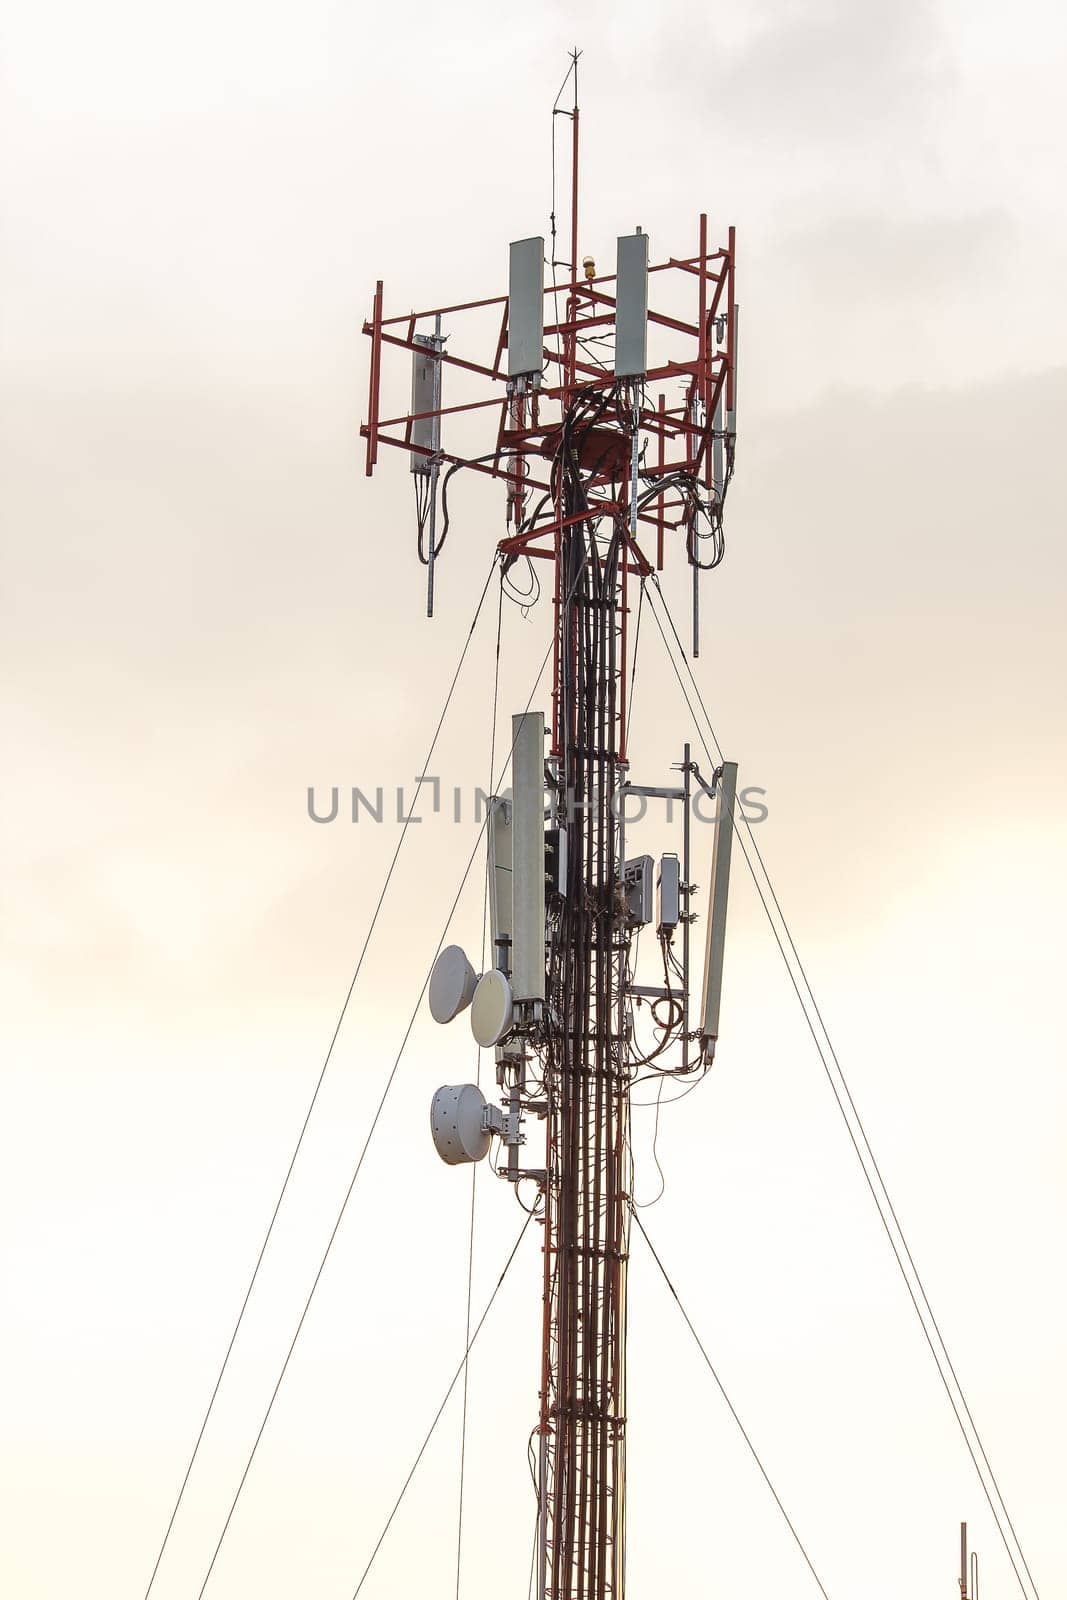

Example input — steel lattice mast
[540,500,631,1599]
[362,74,738,1600]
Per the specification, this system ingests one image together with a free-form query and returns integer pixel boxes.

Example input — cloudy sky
[2,1,1065,1597]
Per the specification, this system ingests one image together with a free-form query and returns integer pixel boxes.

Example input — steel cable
[140,555,499,1600]
[350,1212,535,1599]
[645,577,1040,1600]
[189,558,590,1596]
[455,577,504,1600]
[632,1211,832,1600]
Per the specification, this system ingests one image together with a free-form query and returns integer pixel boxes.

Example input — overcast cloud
[2,2,1065,1597]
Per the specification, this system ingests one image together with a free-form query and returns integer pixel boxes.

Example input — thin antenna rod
[570,50,580,284]
[567,48,581,396]
[426,313,443,617]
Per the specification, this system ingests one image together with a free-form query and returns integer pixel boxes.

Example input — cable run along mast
[361,74,739,1600]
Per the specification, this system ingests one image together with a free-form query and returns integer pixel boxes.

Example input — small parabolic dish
[470,968,514,1048]
[430,1083,491,1165]
[429,944,479,1024]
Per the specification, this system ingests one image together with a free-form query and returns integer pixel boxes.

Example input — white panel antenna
[699,761,738,1063]
[409,333,439,473]
[488,793,513,973]
[510,711,546,1002]
[657,854,680,936]
[712,390,725,502]
[727,302,739,437]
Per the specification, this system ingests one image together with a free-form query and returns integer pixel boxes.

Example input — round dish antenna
[430,1083,492,1165]
[429,944,479,1024]
[470,968,514,1048]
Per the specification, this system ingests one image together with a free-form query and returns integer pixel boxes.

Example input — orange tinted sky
[3,1,1065,1596]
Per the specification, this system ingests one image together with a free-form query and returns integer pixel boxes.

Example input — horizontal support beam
[621,785,686,801]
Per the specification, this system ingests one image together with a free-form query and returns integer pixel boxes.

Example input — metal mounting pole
[682,742,692,1074]
[425,314,443,618]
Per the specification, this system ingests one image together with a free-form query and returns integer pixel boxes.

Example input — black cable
[631,1063,710,1108]
[434,451,508,561]
[631,1077,666,1209]
[140,555,499,1600]
[527,1508,539,1600]
[351,1213,534,1599]
[632,1211,833,1600]
[503,554,541,610]
[646,578,1041,1600]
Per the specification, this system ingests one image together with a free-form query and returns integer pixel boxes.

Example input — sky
[2,0,1066,1597]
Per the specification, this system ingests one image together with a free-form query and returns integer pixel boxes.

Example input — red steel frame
[361,103,736,1600]
[360,240,736,577]
[361,208,735,769]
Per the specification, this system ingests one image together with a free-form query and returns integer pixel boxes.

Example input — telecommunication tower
[362,64,739,1600]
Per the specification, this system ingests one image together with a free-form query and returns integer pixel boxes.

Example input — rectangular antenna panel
[508,237,544,379]
[488,794,513,974]
[712,391,725,501]
[614,232,649,378]
[545,825,567,898]
[657,853,680,935]
[510,711,546,1001]
[727,301,740,435]
[700,761,738,1061]
[409,334,437,474]
[621,854,654,927]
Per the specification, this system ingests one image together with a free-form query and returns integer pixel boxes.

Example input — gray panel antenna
[614,232,649,378]
[700,761,738,1062]
[488,794,514,974]
[712,392,725,501]
[510,711,546,1001]
[508,237,545,380]
[727,302,739,436]
[657,853,680,935]
[409,334,437,473]
[621,855,654,927]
